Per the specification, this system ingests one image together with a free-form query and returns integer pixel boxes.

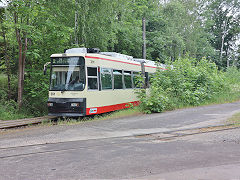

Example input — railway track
[0,116,56,129]
[0,124,240,160]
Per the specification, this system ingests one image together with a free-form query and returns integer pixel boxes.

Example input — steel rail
[0,116,56,129]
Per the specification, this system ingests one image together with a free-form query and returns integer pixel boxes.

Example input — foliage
[202,0,240,68]
[0,74,30,120]
[228,112,240,126]
[0,0,239,119]
[23,70,49,115]
[137,57,235,113]
[146,0,216,62]
[224,66,240,84]
[0,74,8,100]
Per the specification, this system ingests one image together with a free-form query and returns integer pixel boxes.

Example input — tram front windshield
[50,57,85,91]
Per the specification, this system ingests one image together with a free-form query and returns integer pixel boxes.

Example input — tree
[6,0,33,108]
[0,7,9,98]
[146,0,214,62]
[203,0,240,68]
[4,0,74,109]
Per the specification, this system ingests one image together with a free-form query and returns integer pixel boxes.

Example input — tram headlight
[47,102,53,107]
[71,103,79,107]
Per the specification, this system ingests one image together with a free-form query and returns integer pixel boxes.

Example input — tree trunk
[17,34,23,109]
[14,12,24,109]
[22,36,27,81]
[220,17,229,65]
[13,7,29,109]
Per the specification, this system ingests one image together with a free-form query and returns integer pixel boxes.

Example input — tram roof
[50,50,167,70]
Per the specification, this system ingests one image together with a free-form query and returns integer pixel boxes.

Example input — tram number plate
[89,108,97,114]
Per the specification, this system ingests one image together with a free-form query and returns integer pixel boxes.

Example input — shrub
[23,70,49,116]
[137,57,230,113]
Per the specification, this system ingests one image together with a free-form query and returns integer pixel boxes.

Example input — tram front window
[50,57,85,91]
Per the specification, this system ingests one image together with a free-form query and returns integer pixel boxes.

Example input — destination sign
[52,57,84,65]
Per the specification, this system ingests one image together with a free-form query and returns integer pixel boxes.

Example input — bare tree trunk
[14,11,24,109]
[17,33,23,109]
[220,17,229,65]
[220,33,225,63]
[226,47,230,68]
[13,3,29,109]
[22,35,27,81]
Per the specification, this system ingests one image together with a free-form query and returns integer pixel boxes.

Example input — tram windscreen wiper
[61,86,68,93]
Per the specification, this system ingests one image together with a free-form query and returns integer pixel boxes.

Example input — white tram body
[47,48,166,116]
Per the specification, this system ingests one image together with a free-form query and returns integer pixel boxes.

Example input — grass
[0,74,7,88]
[148,90,240,113]
[0,112,30,121]
[0,73,34,120]
[41,107,142,126]
[0,101,34,121]
[0,108,33,121]
[227,112,240,126]
[199,92,240,107]
[175,83,240,110]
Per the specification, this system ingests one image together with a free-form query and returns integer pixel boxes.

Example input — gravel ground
[1,102,240,179]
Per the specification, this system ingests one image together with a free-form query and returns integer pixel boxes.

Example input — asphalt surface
[0,102,240,180]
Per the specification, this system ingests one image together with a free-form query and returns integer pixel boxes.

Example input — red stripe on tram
[86,101,140,115]
[85,56,167,70]
[85,56,141,66]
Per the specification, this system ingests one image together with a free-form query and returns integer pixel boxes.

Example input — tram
[44,48,166,117]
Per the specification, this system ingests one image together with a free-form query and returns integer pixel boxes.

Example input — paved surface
[0,102,240,179]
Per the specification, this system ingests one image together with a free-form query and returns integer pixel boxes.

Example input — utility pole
[142,17,146,89]
[142,17,146,60]
[74,0,78,45]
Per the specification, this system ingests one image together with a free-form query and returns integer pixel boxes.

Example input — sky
[0,0,8,7]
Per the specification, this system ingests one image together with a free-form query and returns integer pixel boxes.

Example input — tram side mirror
[44,68,47,75]
[43,62,51,75]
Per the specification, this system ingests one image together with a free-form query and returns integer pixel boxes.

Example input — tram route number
[89,108,97,114]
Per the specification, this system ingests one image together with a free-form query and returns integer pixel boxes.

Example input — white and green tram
[45,48,166,116]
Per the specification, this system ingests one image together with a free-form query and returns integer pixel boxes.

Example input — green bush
[224,66,240,84]
[0,70,49,119]
[23,70,49,116]
[0,74,8,100]
[137,57,232,113]
[0,100,30,120]
[0,73,18,100]
[0,73,30,120]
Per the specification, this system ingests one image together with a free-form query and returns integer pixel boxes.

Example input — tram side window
[124,71,132,89]
[87,67,98,90]
[113,70,123,89]
[101,68,112,90]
